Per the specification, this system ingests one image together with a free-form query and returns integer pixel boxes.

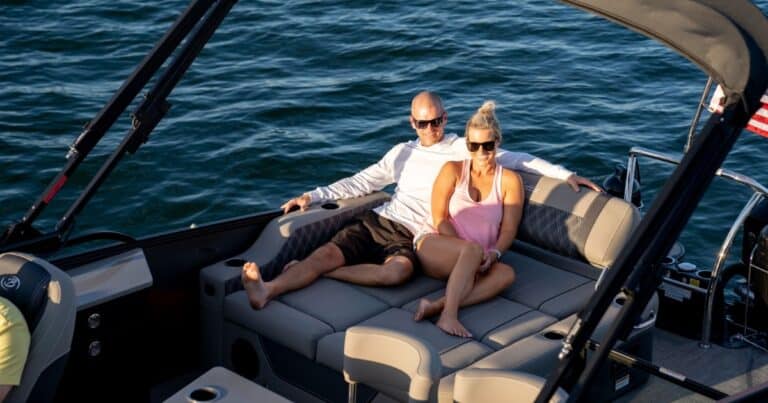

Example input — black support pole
[0,0,215,250]
[55,0,239,239]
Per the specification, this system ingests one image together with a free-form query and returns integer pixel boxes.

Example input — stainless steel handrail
[627,147,768,195]
[623,146,768,348]
[701,193,764,348]
[685,77,714,153]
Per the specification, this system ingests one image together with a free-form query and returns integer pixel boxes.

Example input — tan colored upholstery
[517,173,640,269]
[453,369,568,403]
[344,326,441,403]
[584,197,640,269]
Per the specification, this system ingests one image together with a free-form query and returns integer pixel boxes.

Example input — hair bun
[478,100,496,115]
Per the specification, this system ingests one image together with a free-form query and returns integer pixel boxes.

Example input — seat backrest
[0,252,76,403]
[454,368,568,403]
[344,326,441,403]
[516,172,640,269]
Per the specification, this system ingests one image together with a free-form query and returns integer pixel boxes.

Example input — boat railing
[624,146,768,348]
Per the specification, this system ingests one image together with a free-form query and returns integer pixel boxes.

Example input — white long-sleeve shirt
[306,133,573,234]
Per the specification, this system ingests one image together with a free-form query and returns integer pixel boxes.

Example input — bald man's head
[410,91,447,146]
[411,91,444,116]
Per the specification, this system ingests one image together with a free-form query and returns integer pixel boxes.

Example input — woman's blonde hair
[465,100,502,143]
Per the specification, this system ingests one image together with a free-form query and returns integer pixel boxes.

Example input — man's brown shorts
[330,210,417,267]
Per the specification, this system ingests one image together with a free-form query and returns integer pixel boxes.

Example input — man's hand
[281,194,311,214]
[566,174,602,193]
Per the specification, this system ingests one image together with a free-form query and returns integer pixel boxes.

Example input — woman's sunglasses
[412,113,445,129]
[466,141,496,152]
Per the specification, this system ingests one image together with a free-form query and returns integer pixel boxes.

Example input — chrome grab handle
[700,193,764,347]
[634,312,657,330]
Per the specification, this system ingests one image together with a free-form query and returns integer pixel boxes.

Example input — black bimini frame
[0,0,237,255]
[537,1,768,402]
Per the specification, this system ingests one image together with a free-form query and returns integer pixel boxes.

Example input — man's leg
[323,255,413,286]
[242,242,346,309]
[415,262,516,320]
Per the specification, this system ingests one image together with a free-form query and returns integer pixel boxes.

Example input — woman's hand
[479,249,501,273]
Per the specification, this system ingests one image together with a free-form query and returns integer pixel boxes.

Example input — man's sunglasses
[466,141,497,152]
[412,113,445,129]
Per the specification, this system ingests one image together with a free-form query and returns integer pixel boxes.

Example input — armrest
[344,326,441,403]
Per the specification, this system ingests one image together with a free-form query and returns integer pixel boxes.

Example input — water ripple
[1,0,767,266]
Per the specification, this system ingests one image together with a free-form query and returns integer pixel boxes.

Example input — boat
[1,0,767,402]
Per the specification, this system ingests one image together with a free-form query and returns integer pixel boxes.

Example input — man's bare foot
[242,262,270,310]
[414,298,441,321]
[282,259,299,273]
[436,314,472,338]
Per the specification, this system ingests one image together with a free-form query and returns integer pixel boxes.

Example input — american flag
[708,85,768,138]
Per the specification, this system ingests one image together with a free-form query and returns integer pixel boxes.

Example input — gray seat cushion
[352,275,445,307]
[401,291,532,341]
[224,292,333,360]
[500,251,592,313]
[482,311,558,350]
[278,278,389,330]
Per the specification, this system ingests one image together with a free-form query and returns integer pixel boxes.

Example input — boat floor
[618,328,768,402]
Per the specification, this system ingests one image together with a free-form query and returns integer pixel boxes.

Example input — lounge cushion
[500,252,592,312]
[353,275,445,307]
[482,311,558,350]
[224,292,332,360]
[401,291,532,341]
[278,278,389,331]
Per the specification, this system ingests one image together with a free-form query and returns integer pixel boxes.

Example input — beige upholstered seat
[344,326,441,403]
[453,369,568,403]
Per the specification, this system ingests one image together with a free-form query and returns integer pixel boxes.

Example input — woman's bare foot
[436,314,472,338]
[414,298,441,321]
[282,259,300,273]
[242,262,270,309]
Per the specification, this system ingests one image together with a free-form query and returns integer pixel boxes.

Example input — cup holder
[543,331,566,340]
[321,202,339,210]
[225,259,247,267]
[697,270,712,279]
[187,385,223,402]
[661,255,677,268]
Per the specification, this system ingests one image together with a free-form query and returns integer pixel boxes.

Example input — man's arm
[495,150,601,192]
[281,144,402,213]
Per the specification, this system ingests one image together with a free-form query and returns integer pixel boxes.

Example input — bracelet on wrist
[489,249,502,260]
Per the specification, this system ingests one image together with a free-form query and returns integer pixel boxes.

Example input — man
[0,296,30,402]
[242,91,599,309]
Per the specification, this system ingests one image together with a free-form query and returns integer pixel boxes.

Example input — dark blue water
[2,1,768,267]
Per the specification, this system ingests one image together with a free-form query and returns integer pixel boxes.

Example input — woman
[414,100,524,337]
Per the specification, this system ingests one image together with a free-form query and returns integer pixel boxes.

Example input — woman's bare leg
[416,235,483,337]
[415,262,516,320]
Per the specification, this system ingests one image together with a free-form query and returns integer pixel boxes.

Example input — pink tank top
[448,159,504,251]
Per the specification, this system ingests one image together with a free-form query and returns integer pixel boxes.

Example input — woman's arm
[432,161,461,237]
[495,169,525,252]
